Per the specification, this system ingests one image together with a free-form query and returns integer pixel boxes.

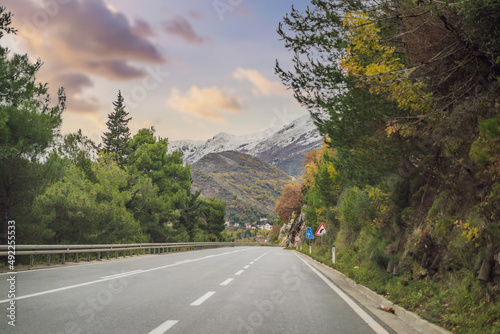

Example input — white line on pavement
[0,248,253,304]
[243,265,250,269]
[220,278,234,286]
[147,320,179,334]
[235,270,244,275]
[294,253,390,334]
[190,291,216,306]
[101,270,144,279]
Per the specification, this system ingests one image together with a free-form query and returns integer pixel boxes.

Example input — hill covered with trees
[191,150,293,224]
[273,0,500,332]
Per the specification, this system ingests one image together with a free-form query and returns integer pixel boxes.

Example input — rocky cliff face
[279,211,307,248]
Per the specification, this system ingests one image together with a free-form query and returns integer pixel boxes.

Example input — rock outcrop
[279,211,306,247]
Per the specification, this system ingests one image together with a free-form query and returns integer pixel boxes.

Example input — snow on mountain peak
[168,114,323,174]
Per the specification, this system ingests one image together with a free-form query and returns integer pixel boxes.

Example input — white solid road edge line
[220,278,234,286]
[147,320,179,334]
[295,254,390,334]
[190,291,216,306]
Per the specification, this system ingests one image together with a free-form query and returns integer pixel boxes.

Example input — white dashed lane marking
[220,278,234,286]
[147,320,178,334]
[190,291,216,306]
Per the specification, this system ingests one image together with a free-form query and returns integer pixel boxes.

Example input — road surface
[0,247,395,333]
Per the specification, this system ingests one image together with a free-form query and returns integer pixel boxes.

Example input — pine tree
[102,91,131,165]
[0,6,65,248]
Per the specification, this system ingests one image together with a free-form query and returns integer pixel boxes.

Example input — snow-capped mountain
[245,115,324,175]
[168,114,324,176]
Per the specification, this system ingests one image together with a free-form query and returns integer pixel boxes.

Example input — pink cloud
[233,68,289,97]
[164,16,204,44]
[166,86,241,122]
[3,0,168,113]
[132,19,155,37]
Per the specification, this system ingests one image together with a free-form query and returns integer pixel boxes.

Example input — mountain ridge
[169,114,323,176]
[191,150,294,223]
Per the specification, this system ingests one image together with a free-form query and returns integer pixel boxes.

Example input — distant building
[260,218,268,222]
[264,223,272,230]
[234,223,240,227]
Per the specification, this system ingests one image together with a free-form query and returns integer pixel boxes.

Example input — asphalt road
[0,247,395,334]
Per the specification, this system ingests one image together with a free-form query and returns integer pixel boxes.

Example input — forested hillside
[0,8,225,246]
[273,0,500,332]
[191,151,293,224]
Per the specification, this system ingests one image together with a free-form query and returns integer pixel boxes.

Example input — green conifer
[102,91,131,165]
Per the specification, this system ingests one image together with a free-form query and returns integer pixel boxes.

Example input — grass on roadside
[295,244,500,333]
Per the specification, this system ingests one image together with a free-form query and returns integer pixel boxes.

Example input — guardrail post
[62,254,65,264]
[30,254,34,266]
[76,252,79,263]
[47,254,51,266]
[107,251,110,260]
[97,252,101,261]
[87,253,90,262]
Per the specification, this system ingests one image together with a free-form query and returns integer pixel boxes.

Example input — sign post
[332,246,336,264]
[306,227,314,254]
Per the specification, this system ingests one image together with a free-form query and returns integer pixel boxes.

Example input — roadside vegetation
[273,1,500,332]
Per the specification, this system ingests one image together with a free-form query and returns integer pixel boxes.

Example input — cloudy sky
[2,0,309,143]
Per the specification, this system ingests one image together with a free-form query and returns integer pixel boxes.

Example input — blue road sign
[306,227,314,239]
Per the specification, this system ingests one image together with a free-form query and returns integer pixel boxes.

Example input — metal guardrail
[0,242,277,266]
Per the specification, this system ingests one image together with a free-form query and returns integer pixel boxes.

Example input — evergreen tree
[0,6,65,247]
[102,91,131,165]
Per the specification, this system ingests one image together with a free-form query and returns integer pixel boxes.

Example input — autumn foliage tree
[276,1,500,330]
[275,183,303,223]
